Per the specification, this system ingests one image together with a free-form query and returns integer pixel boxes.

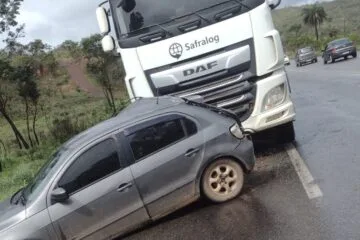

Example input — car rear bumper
[233,136,256,172]
[332,49,356,58]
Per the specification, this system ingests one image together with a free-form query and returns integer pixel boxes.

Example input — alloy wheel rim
[208,164,238,195]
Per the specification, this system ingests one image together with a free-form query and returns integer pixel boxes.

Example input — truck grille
[172,73,256,121]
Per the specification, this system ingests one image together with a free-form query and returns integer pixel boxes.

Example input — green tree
[0,59,30,149]
[302,4,327,41]
[59,40,82,62]
[13,65,40,147]
[81,34,124,114]
[0,0,30,149]
[288,24,302,38]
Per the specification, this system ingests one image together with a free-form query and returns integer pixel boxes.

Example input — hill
[272,0,360,53]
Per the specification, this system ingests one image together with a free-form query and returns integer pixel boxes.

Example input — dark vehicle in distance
[0,96,255,240]
[295,46,318,67]
[323,38,357,64]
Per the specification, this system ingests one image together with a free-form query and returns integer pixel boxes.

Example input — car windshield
[300,47,313,54]
[22,148,68,203]
[110,0,229,34]
[332,39,351,46]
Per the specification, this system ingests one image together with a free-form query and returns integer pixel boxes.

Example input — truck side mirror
[268,0,281,10]
[96,7,111,34]
[102,35,116,52]
[121,0,136,13]
[51,188,69,203]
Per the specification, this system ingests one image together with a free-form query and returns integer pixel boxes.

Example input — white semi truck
[96,0,296,142]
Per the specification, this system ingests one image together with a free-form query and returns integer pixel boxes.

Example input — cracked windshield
[0,0,359,239]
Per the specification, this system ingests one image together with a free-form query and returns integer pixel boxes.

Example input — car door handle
[117,183,133,192]
[185,148,200,157]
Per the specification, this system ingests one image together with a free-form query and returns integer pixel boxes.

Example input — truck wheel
[202,159,244,203]
[277,122,295,144]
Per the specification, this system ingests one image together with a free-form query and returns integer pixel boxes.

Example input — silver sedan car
[0,96,255,240]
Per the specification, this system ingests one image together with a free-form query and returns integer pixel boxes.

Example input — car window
[58,139,121,194]
[127,117,196,161]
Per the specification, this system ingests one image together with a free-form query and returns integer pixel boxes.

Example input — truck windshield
[110,0,228,33]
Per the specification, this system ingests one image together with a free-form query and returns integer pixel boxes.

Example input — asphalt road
[287,56,360,240]
[120,56,360,240]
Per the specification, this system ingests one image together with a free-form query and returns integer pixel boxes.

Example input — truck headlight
[263,84,286,111]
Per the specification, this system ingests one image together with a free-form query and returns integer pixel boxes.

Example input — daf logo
[169,43,183,59]
[183,61,218,77]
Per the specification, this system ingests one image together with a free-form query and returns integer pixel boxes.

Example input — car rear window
[300,47,313,54]
[128,117,197,161]
[332,39,351,45]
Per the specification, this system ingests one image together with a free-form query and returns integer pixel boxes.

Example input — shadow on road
[120,142,287,239]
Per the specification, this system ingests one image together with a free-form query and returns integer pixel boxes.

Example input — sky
[14,0,333,47]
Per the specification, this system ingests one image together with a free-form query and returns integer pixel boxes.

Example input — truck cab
[96,0,296,142]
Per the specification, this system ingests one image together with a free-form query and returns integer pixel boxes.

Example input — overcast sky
[15,0,333,47]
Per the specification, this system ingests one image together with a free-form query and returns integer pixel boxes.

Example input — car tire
[330,55,335,63]
[315,58,318,63]
[202,159,244,203]
[353,52,357,58]
[324,59,327,64]
[345,56,348,60]
[277,122,295,144]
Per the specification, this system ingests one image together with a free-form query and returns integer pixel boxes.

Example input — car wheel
[276,122,295,144]
[353,52,357,58]
[324,59,327,64]
[202,159,244,203]
[315,58,318,63]
[329,55,335,63]
[344,56,348,60]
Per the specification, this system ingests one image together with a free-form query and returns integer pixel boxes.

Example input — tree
[302,4,327,41]
[0,0,23,34]
[288,24,302,38]
[14,65,40,147]
[81,34,124,114]
[0,59,30,149]
[59,40,82,62]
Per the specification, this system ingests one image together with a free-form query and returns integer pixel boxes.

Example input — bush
[49,117,88,143]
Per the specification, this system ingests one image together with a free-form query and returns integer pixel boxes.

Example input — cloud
[13,0,334,47]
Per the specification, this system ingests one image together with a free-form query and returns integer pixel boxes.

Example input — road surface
[119,56,360,240]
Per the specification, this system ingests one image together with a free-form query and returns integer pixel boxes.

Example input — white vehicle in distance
[284,55,290,66]
[96,0,296,143]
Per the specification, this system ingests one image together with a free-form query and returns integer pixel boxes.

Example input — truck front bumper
[242,69,296,133]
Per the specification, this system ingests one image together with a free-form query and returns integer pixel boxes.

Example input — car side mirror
[268,0,281,10]
[51,188,69,203]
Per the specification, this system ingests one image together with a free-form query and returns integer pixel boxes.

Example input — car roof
[63,96,185,150]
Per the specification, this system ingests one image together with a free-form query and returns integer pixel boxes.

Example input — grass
[0,69,129,201]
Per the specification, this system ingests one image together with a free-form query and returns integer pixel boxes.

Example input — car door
[47,137,150,240]
[123,114,204,219]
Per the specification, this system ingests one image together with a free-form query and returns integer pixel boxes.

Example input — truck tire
[201,159,244,203]
[277,122,295,144]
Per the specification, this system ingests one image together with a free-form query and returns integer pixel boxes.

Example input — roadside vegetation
[273,0,360,56]
[0,0,128,200]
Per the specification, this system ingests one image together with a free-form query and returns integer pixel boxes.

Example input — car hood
[0,197,26,233]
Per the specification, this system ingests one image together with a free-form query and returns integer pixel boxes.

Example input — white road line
[285,144,323,200]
